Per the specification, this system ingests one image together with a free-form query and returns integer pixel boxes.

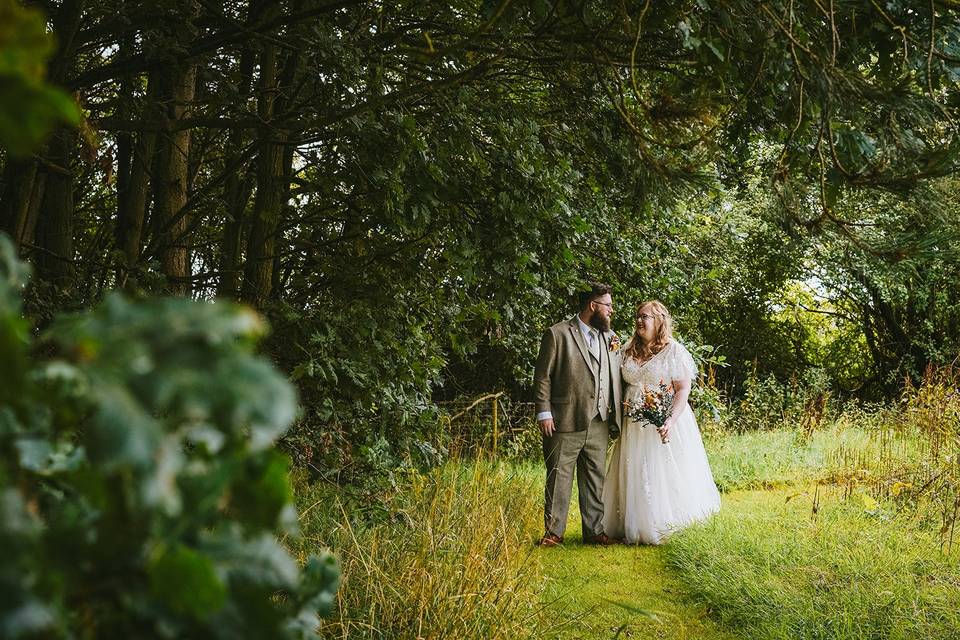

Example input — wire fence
[436,394,538,459]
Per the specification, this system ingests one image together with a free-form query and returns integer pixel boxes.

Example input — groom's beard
[589,311,611,333]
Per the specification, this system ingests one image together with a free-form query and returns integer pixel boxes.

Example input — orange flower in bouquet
[625,380,675,444]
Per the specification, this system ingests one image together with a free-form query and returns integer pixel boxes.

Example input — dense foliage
[3,4,960,635]
[0,235,339,638]
[2,1,960,468]
[1,9,339,635]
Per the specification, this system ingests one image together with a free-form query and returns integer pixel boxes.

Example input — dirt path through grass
[538,491,758,640]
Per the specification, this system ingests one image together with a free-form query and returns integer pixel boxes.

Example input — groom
[533,282,623,546]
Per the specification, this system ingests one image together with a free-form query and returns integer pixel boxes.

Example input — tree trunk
[216,40,256,300]
[152,63,197,295]
[117,70,162,277]
[268,140,296,302]
[241,29,283,305]
[241,126,285,305]
[217,159,255,299]
[33,0,84,284]
[114,33,155,287]
[3,0,84,260]
[0,160,38,247]
[35,129,77,284]
[241,3,303,306]
[117,132,156,275]
[21,172,47,250]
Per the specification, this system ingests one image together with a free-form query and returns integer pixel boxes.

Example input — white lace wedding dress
[602,339,721,544]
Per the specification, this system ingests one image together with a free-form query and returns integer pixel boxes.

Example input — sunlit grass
[683,381,960,639]
[508,465,737,640]
[665,486,960,640]
[705,428,829,491]
[290,461,547,640]
[704,420,928,493]
[537,530,738,640]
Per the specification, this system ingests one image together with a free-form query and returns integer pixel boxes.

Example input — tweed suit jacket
[533,317,623,433]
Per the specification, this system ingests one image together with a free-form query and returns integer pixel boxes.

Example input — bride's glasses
[637,313,656,321]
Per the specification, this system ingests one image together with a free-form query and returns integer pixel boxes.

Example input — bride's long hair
[625,300,673,362]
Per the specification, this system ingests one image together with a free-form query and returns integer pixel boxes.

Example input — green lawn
[702,424,923,492]
[533,467,738,640]
[539,535,738,640]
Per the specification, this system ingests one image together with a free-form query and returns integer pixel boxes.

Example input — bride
[602,300,721,544]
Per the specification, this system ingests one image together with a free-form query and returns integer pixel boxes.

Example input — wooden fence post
[492,395,499,456]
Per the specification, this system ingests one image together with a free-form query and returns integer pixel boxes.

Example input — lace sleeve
[666,341,697,382]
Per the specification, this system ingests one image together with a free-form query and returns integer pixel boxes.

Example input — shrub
[729,367,831,433]
[0,236,338,639]
[690,364,731,436]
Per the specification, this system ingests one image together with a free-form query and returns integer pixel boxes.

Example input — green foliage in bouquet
[0,235,338,639]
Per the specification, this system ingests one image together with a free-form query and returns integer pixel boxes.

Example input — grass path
[538,490,761,640]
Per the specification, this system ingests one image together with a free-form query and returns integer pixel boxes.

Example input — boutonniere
[608,333,621,352]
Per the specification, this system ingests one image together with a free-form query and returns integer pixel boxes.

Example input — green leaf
[704,40,725,62]
[0,0,56,79]
[14,438,52,471]
[0,77,80,156]
[232,451,293,529]
[148,544,227,620]
[85,386,161,469]
[202,530,300,590]
[299,553,340,618]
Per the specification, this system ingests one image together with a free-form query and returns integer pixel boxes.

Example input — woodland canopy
[3,0,960,468]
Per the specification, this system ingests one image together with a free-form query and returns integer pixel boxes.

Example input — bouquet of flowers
[625,381,675,444]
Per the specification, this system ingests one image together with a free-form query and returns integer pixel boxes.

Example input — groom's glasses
[592,301,613,309]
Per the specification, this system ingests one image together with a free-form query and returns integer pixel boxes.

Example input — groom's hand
[539,418,555,437]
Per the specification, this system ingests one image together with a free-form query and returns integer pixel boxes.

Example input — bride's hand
[657,421,672,444]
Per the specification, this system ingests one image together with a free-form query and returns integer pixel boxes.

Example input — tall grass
[817,368,960,548]
[664,488,960,640]
[704,369,957,511]
[665,369,960,639]
[290,461,547,640]
[283,366,960,639]
[704,422,907,492]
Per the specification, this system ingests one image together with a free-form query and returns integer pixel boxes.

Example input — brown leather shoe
[537,534,564,547]
[585,533,618,546]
